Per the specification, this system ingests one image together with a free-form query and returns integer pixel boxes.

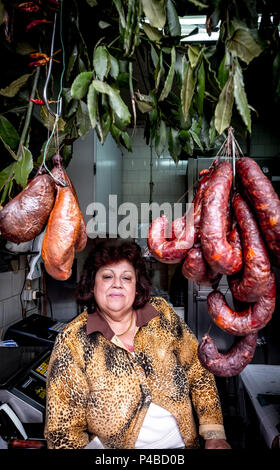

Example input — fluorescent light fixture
[180,15,219,42]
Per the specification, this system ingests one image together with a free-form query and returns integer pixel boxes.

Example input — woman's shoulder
[148,296,175,318]
[149,296,170,308]
[57,310,88,339]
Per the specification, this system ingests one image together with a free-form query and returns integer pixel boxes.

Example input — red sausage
[147,212,194,264]
[51,155,87,253]
[198,332,258,377]
[207,271,276,336]
[228,192,271,302]
[182,244,222,287]
[236,156,280,266]
[200,161,243,275]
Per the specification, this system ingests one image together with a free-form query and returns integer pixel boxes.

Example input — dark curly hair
[76,239,152,312]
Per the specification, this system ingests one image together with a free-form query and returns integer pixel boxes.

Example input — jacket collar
[86,301,159,340]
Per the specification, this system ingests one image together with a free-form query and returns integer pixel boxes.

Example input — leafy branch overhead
[0,0,279,205]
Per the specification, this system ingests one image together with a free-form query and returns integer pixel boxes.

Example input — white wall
[122,127,188,211]
[0,257,39,339]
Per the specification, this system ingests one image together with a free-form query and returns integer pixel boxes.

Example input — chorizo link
[200,161,243,275]
[41,185,81,281]
[198,332,258,377]
[0,172,55,243]
[228,192,271,302]
[51,155,87,252]
[147,212,194,264]
[182,244,222,287]
[236,156,280,266]
[207,271,276,336]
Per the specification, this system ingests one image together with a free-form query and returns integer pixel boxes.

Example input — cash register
[0,315,69,445]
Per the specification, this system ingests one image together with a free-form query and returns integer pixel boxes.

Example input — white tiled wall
[0,258,39,339]
[122,127,188,212]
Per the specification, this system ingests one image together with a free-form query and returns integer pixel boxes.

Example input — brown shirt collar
[86,301,159,340]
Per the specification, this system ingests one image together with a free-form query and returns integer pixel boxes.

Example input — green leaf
[113,0,126,29]
[40,107,66,132]
[180,130,194,156]
[159,46,176,101]
[86,0,98,5]
[168,127,181,163]
[14,147,33,188]
[109,55,119,79]
[155,120,167,156]
[101,112,112,140]
[233,61,251,132]
[189,128,203,151]
[214,74,234,135]
[181,57,196,120]
[209,116,216,145]
[141,22,163,41]
[227,25,263,65]
[197,61,205,115]
[71,71,93,100]
[0,73,34,98]
[91,80,131,127]
[111,123,121,144]
[120,131,132,151]
[154,50,164,92]
[188,45,201,68]
[77,101,91,137]
[166,0,181,36]
[93,46,110,81]
[0,163,15,192]
[141,0,167,29]
[218,51,231,88]
[87,83,99,129]
[136,99,154,113]
[0,116,20,149]
[66,45,78,82]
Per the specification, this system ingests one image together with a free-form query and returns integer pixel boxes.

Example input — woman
[44,239,231,449]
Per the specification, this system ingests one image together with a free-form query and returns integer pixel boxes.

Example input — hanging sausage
[41,157,82,281]
[236,156,280,266]
[200,161,243,275]
[0,169,55,244]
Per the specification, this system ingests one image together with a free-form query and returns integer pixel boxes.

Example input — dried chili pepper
[29,99,45,105]
[28,49,61,67]
[17,2,41,13]
[26,19,52,32]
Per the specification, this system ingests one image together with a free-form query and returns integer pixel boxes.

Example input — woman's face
[93,260,137,319]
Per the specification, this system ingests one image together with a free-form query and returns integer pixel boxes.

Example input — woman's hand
[205,439,231,449]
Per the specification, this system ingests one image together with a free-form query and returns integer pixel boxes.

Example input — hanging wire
[42,0,67,186]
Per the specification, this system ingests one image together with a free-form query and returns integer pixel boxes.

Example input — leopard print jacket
[44,297,226,449]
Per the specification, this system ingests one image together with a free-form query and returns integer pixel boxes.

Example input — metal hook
[43,12,62,118]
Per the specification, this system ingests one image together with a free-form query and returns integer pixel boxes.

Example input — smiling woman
[44,239,231,450]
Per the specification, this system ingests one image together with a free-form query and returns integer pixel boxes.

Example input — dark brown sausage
[0,173,55,244]
[200,161,243,275]
[198,332,258,377]
[147,212,194,264]
[51,155,87,253]
[207,271,276,336]
[236,156,280,266]
[182,244,222,287]
[228,192,271,302]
